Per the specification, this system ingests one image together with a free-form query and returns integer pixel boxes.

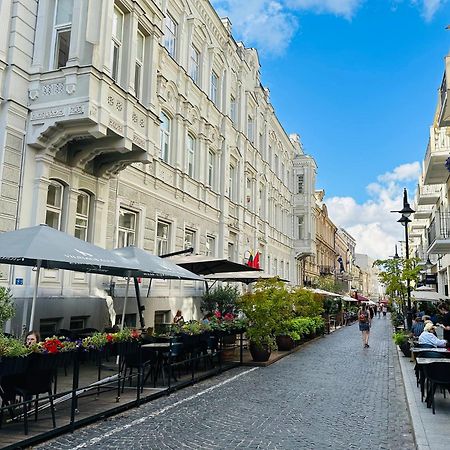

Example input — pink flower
[224,313,235,321]
[214,311,222,319]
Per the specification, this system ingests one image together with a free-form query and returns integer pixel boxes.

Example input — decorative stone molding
[42,82,65,96]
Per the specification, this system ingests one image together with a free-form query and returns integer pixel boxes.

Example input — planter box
[0,356,29,377]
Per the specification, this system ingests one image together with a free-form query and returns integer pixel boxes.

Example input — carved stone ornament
[66,83,76,95]
[29,89,39,101]
[42,82,65,96]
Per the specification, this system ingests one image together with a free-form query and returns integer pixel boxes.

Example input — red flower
[131,330,139,339]
[214,311,222,319]
[106,334,114,342]
[224,313,235,321]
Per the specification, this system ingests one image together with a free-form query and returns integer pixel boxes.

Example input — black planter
[249,342,271,362]
[399,342,411,357]
[276,335,294,351]
[0,356,29,376]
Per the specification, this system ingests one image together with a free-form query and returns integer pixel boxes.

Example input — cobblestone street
[39,316,415,450]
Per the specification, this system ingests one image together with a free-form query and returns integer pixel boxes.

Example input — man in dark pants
[437,302,450,343]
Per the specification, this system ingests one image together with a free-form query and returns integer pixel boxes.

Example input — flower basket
[0,356,29,377]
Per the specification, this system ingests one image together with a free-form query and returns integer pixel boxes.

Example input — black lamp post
[391,188,415,330]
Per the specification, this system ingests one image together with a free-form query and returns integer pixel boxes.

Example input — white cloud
[286,0,363,19]
[422,0,446,21]
[327,162,420,260]
[211,1,298,55]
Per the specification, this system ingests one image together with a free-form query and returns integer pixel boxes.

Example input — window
[229,164,237,201]
[75,192,90,241]
[154,310,170,324]
[115,314,137,328]
[53,0,73,68]
[111,6,124,81]
[228,242,236,262]
[135,30,145,100]
[210,71,218,105]
[274,154,279,177]
[186,135,195,177]
[189,44,200,84]
[184,228,196,250]
[118,209,136,247]
[40,318,62,339]
[267,255,271,274]
[46,181,64,230]
[70,316,87,330]
[160,112,171,163]
[230,95,237,123]
[208,150,216,188]
[206,235,215,257]
[156,221,170,255]
[297,175,304,194]
[297,215,304,239]
[247,116,254,143]
[246,177,252,209]
[164,13,177,58]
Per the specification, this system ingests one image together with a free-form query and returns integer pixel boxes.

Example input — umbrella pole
[29,260,41,332]
[133,277,145,329]
[120,276,131,331]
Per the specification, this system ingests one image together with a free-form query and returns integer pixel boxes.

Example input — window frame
[164,13,177,59]
[51,0,73,69]
[111,5,124,81]
[160,112,171,163]
[156,220,171,256]
[210,71,219,105]
[118,208,137,248]
[74,191,91,241]
[207,149,216,188]
[189,43,200,85]
[230,95,237,123]
[184,228,196,251]
[135,29,145,100]
[186,134,196,178]
[206,235,216,257]
[45,180,64,230]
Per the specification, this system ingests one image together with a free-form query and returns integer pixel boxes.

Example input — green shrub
[0,334,30,357]
[0,286,14,329]
[393,331,408,346]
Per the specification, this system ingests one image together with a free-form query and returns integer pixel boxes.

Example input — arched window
[75,191,91,241]
[46,181,64,230]
[160,112,171,163]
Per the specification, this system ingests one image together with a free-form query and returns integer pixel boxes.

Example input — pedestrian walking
[358,303,371,348]
[382,304,387,317]
[377,304,381,318]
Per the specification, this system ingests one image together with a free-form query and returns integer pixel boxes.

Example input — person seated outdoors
[411,315,425,337]
[0,331,41,406]
[173,310,184,325]
[418,322,447,348]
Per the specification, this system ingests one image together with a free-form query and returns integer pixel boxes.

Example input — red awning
[355,293,369,302]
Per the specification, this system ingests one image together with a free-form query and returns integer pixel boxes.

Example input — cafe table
[416,358,450,412]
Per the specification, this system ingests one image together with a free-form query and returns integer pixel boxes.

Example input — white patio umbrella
[0,224,138,331]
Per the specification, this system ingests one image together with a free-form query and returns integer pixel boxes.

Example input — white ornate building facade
[0,0,317,334]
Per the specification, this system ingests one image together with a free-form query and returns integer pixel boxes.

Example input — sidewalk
[397,345,450,449]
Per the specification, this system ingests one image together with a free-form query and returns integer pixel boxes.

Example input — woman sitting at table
[418,322,447,348]
[173,310,184,325]
[411,316,425,337]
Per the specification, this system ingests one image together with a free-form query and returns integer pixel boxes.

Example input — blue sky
[212,0,450,259]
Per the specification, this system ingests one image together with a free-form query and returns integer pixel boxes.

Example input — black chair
[423,362,450,414]
[415,351,446,401]
[15,366,56,435]
[121,347,158,392]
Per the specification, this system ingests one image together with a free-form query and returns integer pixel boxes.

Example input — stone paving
[38,316,415,450]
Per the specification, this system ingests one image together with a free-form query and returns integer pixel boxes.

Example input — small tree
[200,285,240,316]
[291,287,324,317]
[373,257,421,313]
[0,285,15,330]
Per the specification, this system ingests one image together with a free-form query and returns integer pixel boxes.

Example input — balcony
[413,205,433,220]
[416,184,441,206]
[26,67,155,177]
[437,68,450,128]
[428,212,450,254]
[423,125,450,185]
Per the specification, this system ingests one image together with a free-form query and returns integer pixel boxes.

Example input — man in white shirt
[418,322,447,347]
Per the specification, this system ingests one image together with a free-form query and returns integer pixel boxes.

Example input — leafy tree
[314,275,345,294]
[200,285,240,316]
[373,257,421,311]
[291,287,324,317]
[0,285,14,329]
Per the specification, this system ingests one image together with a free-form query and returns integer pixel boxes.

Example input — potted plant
[0,334,31,376]
[393,331,411,357]
[238,279,287,361]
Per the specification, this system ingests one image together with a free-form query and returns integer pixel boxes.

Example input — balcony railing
[428,212,450,245]
[319,266,334,276]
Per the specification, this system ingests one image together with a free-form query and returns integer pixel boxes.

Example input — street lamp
[391,188,415,330]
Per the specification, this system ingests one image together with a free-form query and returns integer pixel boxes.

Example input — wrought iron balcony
[428,212,450,254]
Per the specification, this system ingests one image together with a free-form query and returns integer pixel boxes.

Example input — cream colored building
[0,0,317,334]
[409,52,450,298]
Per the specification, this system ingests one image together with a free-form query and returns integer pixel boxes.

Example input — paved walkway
[39,317,415,449]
